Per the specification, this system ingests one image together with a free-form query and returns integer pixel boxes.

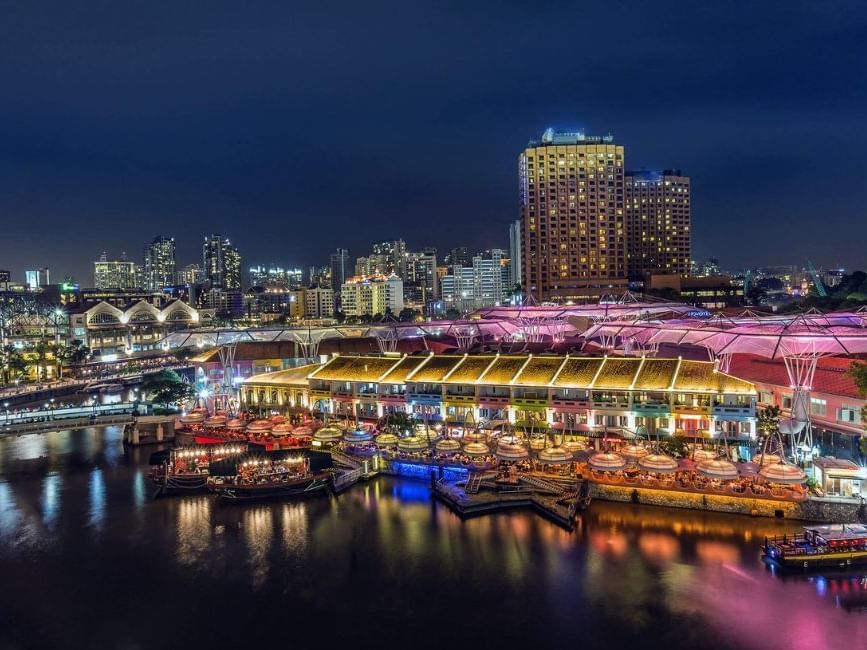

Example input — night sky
[2,1,866,283]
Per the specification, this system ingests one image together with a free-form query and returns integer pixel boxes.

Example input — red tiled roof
[728,354,864,400]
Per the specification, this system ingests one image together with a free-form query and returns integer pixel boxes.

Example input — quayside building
[241,353,757,440]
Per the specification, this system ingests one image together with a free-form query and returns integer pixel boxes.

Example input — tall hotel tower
[625,170,691,278]
[520,128,627,302]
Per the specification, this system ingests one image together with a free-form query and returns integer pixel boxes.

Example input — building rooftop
[527,127,615,147]
[241,364,322,388]
[290,353,756,393]
[727,355,864,400]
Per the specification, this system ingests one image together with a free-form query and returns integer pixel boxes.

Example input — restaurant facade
[241,352,758,440]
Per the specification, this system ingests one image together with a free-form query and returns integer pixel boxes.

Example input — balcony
[633,401,670,415]
[512,396,548,410]
[673,404,711,416]
[444,393,476,405]
[712,404,754,418]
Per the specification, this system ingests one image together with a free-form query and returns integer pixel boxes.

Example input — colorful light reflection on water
[0,427,865,649]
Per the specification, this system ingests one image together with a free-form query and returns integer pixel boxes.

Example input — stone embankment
[590,483,865,523]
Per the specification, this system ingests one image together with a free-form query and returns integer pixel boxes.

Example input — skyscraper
[329,248,350,296]
[520,127,626,301]
[143,236,176,291]
[93,252,139,289]
[202,234,241,289]
[625,170,691,278]
[371,239,408,279]
[441,249,508,312]
[404,250,438,307]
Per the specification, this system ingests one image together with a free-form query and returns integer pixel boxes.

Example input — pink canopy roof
[582,312,867,358]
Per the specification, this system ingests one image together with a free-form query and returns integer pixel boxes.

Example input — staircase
[330,450,362,469]
[465,472,484,494]
[520,474,566,495]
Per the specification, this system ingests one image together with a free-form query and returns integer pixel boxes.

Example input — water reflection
[132,469,146,511]
[0,428,866,649]
[42,472,62,529]
[175,496,213,568]
[88,468,106,531]
[243,506,273,588]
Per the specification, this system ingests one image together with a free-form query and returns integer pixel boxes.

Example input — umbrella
[375,433,399,448]
[272,423,295,436]
[758,463,807,484]
[463,441,491,456]
[397,436,428,452]
[538,447,573,465]
[693,449,717,463]
[621,443,649,459]
[638,453,678,473]
[226,418,246,429]
[561,439,588,453]
[496,441,529,461]
[343,429,373,443]
[696,459,738,480]
[588,452,627,472]
[269,415,287,424]
[246,419,274,433]
[753,453,782,467]
[435,438,462,453]
[314,425,344,442]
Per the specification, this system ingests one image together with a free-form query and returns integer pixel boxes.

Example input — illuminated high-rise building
[143,236,176,290]
[520,127,626,301]
[625,170,691,278]
[93,252,139,289]
[202,234,241,289]
[329,248,350,297]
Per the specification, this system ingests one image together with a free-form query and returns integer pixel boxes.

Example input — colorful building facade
[242,352,757,439]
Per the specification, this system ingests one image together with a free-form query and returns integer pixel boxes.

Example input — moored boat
[763,524,867,570]
[207,450,334,501]
[150,443,253,495]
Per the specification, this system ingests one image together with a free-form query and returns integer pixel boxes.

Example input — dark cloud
[1,0,866,281]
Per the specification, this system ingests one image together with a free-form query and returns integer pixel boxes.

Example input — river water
[1,428,865,650]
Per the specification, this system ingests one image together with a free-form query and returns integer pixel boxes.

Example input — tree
[33,340,52,381]
[849,361,867,396]
[382,411,416,434]
[1,344,28,384]
[659,435,690,459]
[757,405,782,436]
[850,363,867,459]
[445,307,461,320]
[398,307,420,322]
[54,340,90,379]
[142,369,196,411]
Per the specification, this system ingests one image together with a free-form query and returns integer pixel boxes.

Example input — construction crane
[806,260,827,297]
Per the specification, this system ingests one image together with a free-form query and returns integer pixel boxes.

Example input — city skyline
[2,3,866,281]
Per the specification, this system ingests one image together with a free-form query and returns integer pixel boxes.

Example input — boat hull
[209,474,331,501]
[151,473,209,495]
[763,547,867,570]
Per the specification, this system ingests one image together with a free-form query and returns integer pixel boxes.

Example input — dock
[432,475,584,530]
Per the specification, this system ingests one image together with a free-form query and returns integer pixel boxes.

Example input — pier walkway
[0,413,136,437]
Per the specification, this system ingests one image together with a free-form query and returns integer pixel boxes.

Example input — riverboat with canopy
[763,524,867,569]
